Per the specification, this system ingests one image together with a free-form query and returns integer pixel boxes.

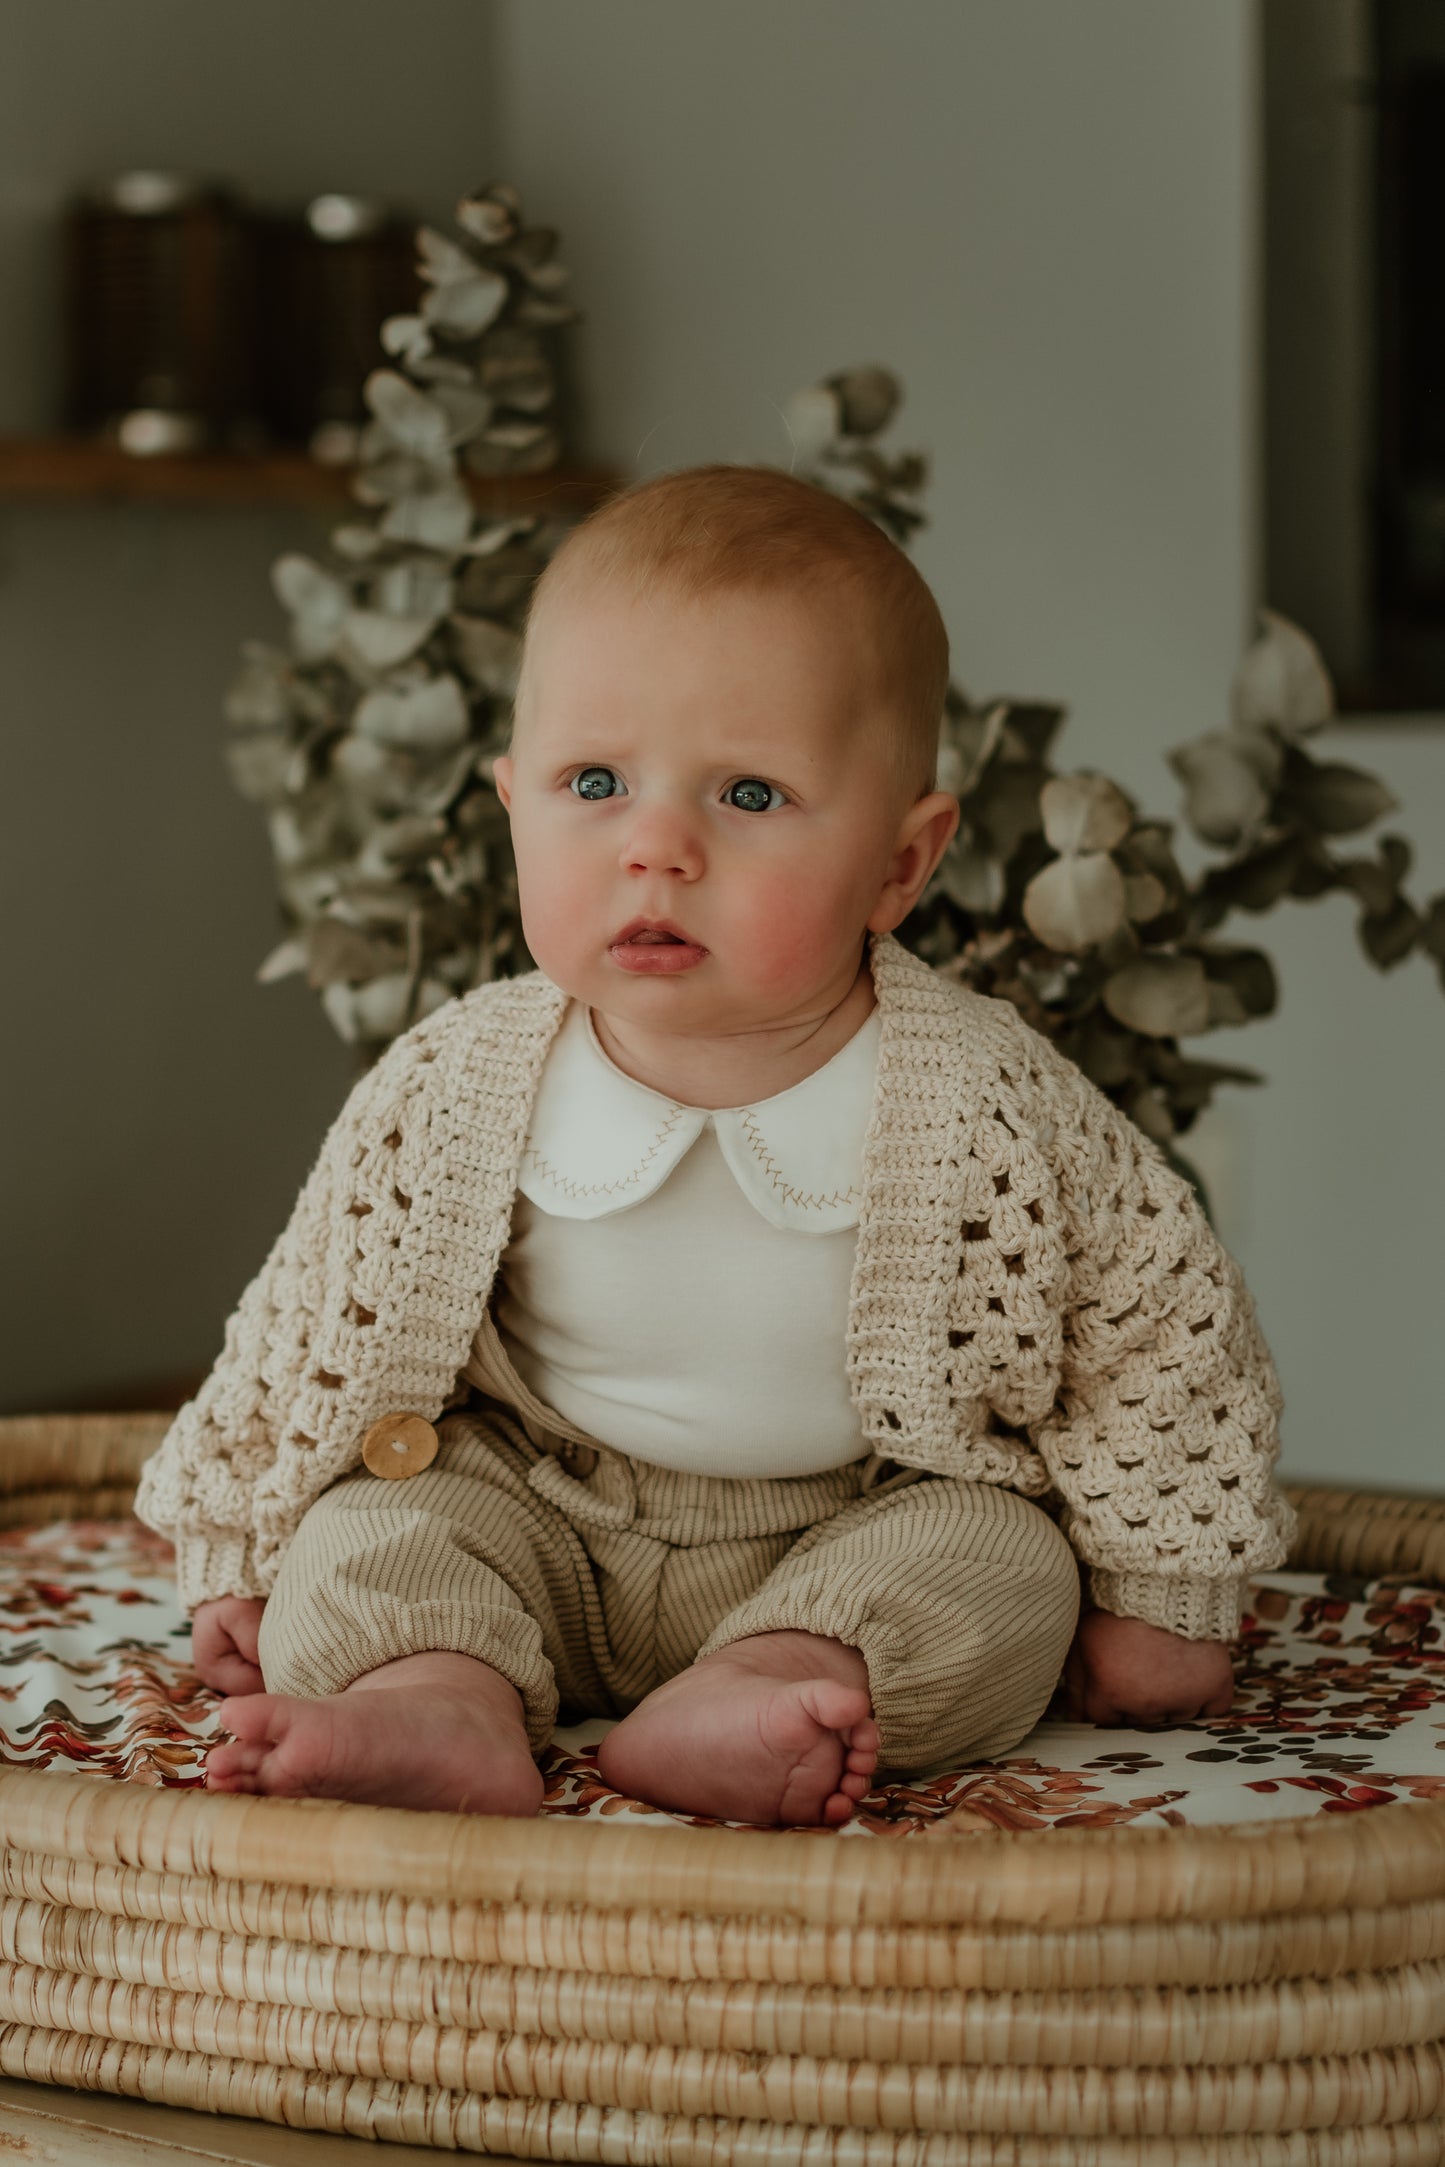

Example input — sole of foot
[207,1655,544,1817]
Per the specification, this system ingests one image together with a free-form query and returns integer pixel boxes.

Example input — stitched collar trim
[517,999,882,1232]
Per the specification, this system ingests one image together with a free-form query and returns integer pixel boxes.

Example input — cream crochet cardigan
[136,933,1292,1641]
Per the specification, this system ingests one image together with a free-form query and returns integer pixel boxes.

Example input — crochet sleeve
[1028,1046,1293,1643]
[133,1029,420,1609]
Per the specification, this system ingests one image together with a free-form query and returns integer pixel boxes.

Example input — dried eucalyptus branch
[224,181,577,1044]
[228,198,1445,1164]
[786,376,1445,1150]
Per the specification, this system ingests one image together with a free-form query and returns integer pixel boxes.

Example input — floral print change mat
[3,1517,1443,1835]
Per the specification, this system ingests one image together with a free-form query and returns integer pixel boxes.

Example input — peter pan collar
[516,1000,881,1233]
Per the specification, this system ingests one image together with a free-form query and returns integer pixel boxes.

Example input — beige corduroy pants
[258,1322,1081,1773]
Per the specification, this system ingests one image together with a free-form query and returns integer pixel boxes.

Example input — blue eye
[571,766,625,800]
[726,778,784,813]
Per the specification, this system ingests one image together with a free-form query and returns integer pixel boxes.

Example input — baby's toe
[204,1741,267,1788]
[217,1691,283,1740]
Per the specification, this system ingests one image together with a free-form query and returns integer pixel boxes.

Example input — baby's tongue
[632,930,680,944]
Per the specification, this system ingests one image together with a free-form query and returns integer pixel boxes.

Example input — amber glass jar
[253,195,420,458]
[64,173,257,451]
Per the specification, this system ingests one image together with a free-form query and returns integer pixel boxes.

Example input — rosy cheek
[729,866,836,989]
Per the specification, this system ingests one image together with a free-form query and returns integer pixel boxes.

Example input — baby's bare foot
[205,1651,543,1817]
[597,1630,879,1827]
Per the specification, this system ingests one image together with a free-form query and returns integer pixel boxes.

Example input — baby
[135,464,1293,1827]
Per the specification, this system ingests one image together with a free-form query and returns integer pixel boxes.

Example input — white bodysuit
[493,999,882,1478]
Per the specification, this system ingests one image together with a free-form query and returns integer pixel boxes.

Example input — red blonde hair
[514,463,949,797]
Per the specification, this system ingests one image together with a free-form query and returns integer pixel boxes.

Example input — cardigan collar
[410,929,994,1471]
[516,998,881,1233]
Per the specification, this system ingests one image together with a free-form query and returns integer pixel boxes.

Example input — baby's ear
[492,755,513,811]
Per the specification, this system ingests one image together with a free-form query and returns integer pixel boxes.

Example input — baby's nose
[619,801,704,878]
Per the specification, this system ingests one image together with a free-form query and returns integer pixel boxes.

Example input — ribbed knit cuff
[1088,1568,1243,1644]
[173,1530,266,1612]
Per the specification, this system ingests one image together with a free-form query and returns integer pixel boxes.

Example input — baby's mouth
[608,920,708,972]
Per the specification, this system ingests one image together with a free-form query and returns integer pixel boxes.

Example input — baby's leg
[600,1477,1080,1819]
[208,1407,609,1816]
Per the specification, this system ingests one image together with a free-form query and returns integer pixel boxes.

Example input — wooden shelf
[0,434,615,513]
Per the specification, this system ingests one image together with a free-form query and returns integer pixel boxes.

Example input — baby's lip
[610,917,706,948]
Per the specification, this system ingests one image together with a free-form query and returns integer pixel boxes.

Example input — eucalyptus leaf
[974,764,1047,861]
[1204,948,1278,1019]
[451,614,523,695]
[280,864,343,918]
[256,937,307,985]
[331,523,387,561]
[224,647,294,730]
[937,840,1004,914]
[456,193,519,247]
[363,371,453,463]
[354,450,456,507]
[830,366,899,438]
[465,426,562,476]
[354,675,470,753]
[341,609,440,674]
[411,355,479,388]
[303,917,406,989]
[331,733,416,813]
[432,385,494,446]
[1203,837,1300,914]
[417,227,482,285]
[1124,871,1168,923]
[1232,609,1335,732]
[272,555,349,662]
[1337,856,1398,917]
[373,561,455,621]
[355,817,448,879]
[1127,1087,1175,1146]
[1206,979,1249,1027]
[995,704,1066,764]
[380,314,430,364]
[423,269,508,339]
[936,704,1006,802]
[1022,852,1128,953]
[328,972,451,1042]
[409,741,480,817]
[380,486,473,553]
[1040,773,1133,855]
[480,418,553,453]
[1359,898,1421,970]
[226,732,300,805]
[1284,760,1397,837]
[1103,956,1211,1038]
[1168,734,1272,847]
[1148,1051,1261,1110]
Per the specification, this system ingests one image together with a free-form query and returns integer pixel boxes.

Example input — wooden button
[360,1412,439,1480]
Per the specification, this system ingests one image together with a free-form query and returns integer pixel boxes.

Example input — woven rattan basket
[0,1412,1442,2165]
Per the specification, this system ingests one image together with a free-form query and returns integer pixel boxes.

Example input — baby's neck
[590,963,877,1110]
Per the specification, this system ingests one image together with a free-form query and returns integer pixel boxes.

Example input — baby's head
[492,464,959,1038]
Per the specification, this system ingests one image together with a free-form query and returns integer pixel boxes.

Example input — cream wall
[2,2,1439,1492]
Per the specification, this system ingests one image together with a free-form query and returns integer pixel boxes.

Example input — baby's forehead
[534,561,872,662]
